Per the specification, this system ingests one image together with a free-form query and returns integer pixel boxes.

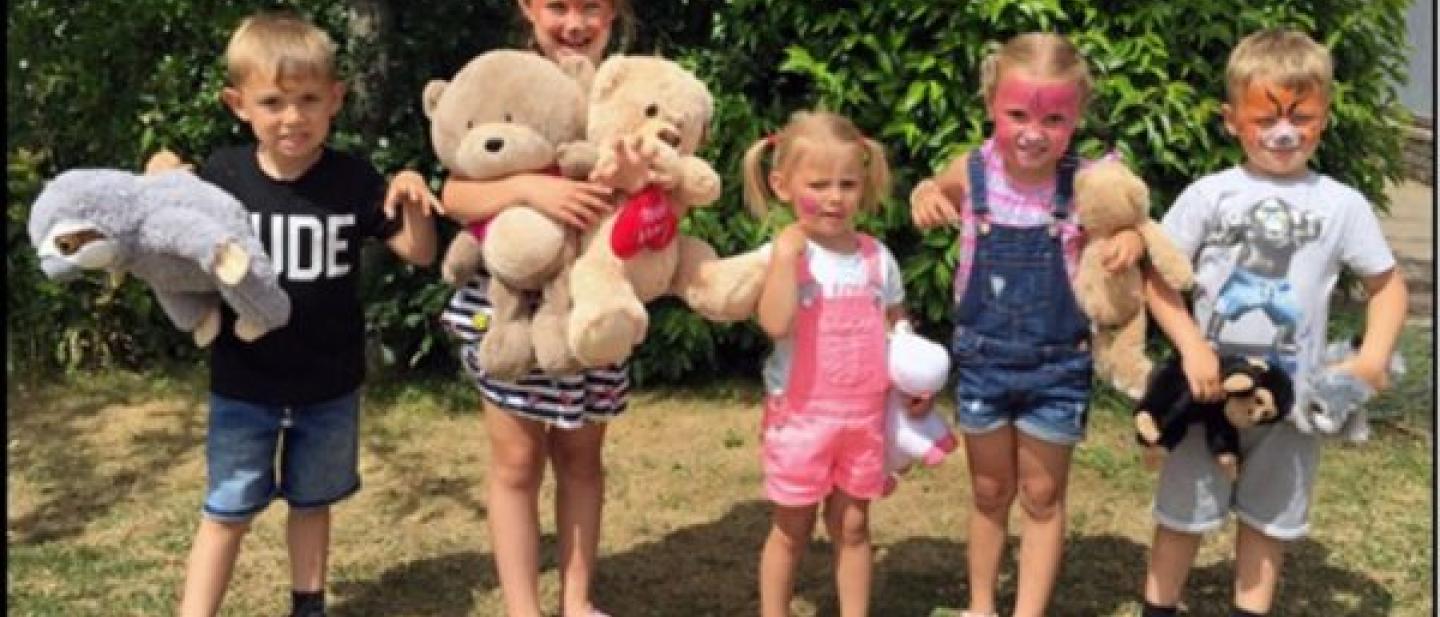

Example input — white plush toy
[883,321,958,496]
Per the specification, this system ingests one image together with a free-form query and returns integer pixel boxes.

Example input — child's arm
[382,170,441,266]
[756,224,807,340]
[1334,268,1407,390]
[910,152,969,230]
[441,173,614,229]
[1143,265,1222,402]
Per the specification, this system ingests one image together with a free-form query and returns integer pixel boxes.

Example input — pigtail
[977,41,1003,101]
[741,137,776,218]
[859,137,892,213]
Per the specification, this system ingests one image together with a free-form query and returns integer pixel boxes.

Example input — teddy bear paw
[569,306,647,368]
[531,320,581,375]
[480,322,536,380]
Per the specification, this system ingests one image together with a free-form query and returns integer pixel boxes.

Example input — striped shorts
[441,275,630,429]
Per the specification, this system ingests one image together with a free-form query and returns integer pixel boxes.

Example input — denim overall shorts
[950,151,1094,445]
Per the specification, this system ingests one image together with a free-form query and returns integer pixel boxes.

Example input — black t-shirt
[200,145,400,405]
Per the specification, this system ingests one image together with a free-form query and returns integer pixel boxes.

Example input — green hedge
[7,0,1411,383]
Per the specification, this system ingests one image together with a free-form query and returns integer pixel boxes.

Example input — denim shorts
[204,390,361,522]
[951,329,1093,445]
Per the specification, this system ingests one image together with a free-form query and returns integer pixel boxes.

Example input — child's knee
[824,508,870,547]
[971,477,1017,514]
[490,456,545,490]
[1017,480,1063,521]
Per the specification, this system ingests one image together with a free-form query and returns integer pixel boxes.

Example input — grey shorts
[1151,420,1319,540]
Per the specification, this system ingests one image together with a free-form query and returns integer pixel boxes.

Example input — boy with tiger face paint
[1139,29,1407,617]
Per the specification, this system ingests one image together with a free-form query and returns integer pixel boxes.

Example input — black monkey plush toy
[1134,354,1295,480]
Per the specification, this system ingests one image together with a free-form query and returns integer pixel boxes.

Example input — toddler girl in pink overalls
[744,110,904,617]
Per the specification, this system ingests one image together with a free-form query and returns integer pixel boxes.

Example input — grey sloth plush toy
[28,168,291,346]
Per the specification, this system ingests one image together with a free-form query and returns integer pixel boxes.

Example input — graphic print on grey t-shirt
[1201,196,1324,364]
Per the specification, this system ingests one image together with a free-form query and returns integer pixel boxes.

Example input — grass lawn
[7,323,1432,616]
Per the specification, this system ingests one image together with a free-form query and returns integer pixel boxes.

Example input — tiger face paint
[1224,78,1328,178]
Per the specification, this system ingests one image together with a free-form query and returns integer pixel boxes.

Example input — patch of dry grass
[7,340,1433,616]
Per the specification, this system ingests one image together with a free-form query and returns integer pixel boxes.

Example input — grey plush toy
[28,168,290,346]
[1293,336,1407,442]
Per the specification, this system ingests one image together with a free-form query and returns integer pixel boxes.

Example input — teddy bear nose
[484,138,504,153]
[657,127,681,149]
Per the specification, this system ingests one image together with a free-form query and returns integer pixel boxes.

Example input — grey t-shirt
[1162,166,1396,395]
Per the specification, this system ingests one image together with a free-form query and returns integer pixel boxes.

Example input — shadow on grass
[329,549,497,617]
[592,502,1391,616]
[6,370,206,545]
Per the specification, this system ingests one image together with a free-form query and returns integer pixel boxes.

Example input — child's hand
[522,176,615,230]
[1101,228,1146,272]
[384,170,444,219]
[905,394,934,418]
[591,135,658,194]
[774,223,809,259]
[909,178,962,230]
[1180,344,1223,402]
[1331,356,1391,392]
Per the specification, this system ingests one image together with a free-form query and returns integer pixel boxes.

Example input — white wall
[1399,0,1434,121]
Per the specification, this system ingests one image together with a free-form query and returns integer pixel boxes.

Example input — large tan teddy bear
[566,55,767,368]
[1071,160,1194,399]
[423,49,597,379]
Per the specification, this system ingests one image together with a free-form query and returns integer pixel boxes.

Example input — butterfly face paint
[1227,79,1327,178]
[989,74,1082,180]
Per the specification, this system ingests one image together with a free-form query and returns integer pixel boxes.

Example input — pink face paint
[990,76,1082,171]
[797,195,821,216]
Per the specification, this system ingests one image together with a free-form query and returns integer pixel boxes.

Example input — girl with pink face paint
[909,33,1147,617]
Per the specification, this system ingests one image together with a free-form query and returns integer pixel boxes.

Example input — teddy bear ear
[591,55,627,100]
[421,80,448,120]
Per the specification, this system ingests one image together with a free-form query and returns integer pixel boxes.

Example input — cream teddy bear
[1071,160,1194,399]
[423,49,597,378]
[565,55,766,368]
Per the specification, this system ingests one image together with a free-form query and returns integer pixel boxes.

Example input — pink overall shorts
[763,235,890,506]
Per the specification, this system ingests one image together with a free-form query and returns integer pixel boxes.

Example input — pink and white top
[951,139,1117,302]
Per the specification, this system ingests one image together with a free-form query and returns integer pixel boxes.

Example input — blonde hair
[979,32,1093,105]
[225,9,338,86]
[741,111,892,217]
[1225,29,1334,103]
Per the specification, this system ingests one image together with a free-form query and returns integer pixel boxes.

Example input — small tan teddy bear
[423,49,597,378]
[566,55,767,368]
[1071,160,1194,399]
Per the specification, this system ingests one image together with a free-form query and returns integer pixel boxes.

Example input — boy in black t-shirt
[146,10,438,617]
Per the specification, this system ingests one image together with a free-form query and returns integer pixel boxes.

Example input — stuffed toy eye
[644,103,659,118]
[466,120,474,130]
[504,113,513,122]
